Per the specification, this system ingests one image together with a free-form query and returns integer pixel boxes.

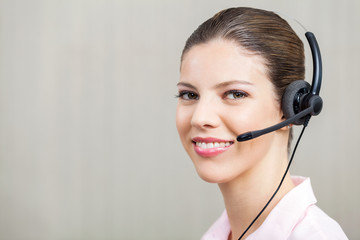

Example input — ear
[280,123,293,131]
[279,114,292,131]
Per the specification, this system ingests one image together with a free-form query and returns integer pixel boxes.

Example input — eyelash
[175,90,199,100]
[224,90,248,100]
[176,90,248,101]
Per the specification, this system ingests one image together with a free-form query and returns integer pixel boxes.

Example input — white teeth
[195,141,232,149]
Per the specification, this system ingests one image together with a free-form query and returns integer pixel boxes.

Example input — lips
[192,137,234,157]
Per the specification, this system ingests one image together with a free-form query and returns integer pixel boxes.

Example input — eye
[224,90,248,100]
[176,91,199,100]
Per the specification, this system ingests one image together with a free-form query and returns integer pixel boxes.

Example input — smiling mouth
[194,141,233,149]
[191,138,234,157]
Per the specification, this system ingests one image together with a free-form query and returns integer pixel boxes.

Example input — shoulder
[248,176,349,240]
[288,204,348,240]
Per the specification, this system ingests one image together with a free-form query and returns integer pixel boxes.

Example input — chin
[194,163,236,184]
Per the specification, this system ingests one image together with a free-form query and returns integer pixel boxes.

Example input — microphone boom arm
[237,106,313,142]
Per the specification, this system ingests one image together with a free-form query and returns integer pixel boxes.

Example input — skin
[176,39,295,239]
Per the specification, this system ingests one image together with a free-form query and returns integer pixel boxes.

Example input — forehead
[180,39,269,86]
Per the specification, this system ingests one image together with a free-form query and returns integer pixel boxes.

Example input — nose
[191,98,220,130]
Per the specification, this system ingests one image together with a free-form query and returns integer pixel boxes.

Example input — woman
[175,7,348,240]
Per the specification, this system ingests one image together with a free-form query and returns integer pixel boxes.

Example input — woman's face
[176,39,286,183]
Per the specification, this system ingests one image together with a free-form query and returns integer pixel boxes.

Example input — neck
[218,154,295,240]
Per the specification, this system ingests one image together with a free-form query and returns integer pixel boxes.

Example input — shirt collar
[201,176,317,240]
[247,176,317,239]
[201,210,231,240]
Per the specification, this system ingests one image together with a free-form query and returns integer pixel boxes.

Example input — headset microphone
[236,32,323,143]
[237,99,321,141]
[237,95,322,142]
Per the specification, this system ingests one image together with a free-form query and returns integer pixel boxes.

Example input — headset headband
[305,32,322,96]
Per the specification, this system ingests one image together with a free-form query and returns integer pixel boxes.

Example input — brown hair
[181,7,305,149]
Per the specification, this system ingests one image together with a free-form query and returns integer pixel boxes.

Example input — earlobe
[279,124,292,131]
[280,114,292,131]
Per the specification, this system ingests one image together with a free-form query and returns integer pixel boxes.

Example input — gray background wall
[0,0,359,239]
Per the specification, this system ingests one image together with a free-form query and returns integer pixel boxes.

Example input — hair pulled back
[181,7,305,103]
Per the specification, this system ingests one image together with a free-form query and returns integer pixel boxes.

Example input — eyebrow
[176,82,197,90]
[176,80,253,90]
[214,80,253,89]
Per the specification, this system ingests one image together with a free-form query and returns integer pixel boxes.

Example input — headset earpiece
[237,32,322,142]
[280,32,323,126]
[282,80,310,125]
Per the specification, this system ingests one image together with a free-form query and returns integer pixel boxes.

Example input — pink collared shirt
[201,176,348,240]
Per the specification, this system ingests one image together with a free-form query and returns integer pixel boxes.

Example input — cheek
[224,99,280,135]
[219,101,280,164]
[175,104,191,142]
[219,106,260,136]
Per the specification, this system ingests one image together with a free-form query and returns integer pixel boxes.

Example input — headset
[236,32,323,240]
[237,32,323,142]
